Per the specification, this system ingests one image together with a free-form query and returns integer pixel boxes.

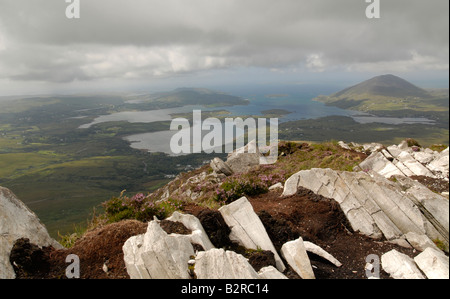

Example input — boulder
[338,141,351,151]
[281,237,315,279]
[268,183,283,191]
[414,247,449,279]
[381,250,425,279]
[194,248,259,279]
[0,186,62,279]
[219,197,285,272]
[123,221,194,279]
[210,157,233,176]
[226,140,261,174]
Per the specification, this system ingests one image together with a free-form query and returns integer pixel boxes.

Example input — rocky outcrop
[122,200,315,279]
[0,186,62,279]
[346,140,449,180]
[158,170,226,202]
[281,168,449,251]
[123,220,196,279]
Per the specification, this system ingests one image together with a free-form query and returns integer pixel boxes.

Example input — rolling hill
[314,74,448,114]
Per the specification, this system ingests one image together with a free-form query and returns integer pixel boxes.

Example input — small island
[261,109,292,117]
[265,94,289,99]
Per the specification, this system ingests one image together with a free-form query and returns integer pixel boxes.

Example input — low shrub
[215,171,285,204]
[102,191,184,223]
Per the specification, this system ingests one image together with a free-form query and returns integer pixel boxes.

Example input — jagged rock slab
[123,221,194,279]
[194,248,259,279]
[281,237,315,279]
[167,211,215,251]
[414,247,449,279]
[0,186,62,279]
[258,266,288,279]
[396,151,435,177]
[219,197,285,272]
[393,175,449,250]
[381,250,425,279]
[281,169,449,248]
[123,234,151,279]
[359,151,405,178]
[303,241,342,267]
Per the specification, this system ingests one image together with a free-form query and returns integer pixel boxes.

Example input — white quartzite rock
[428,147,449,178]
[219,197,286,272]
[0,186,62,279]
[381,250,425,279]
[194,248,259,279]
[281,237,315,279]
[303,241,342,267]
[167,211,215,251]
[210,157,234,176]
[359,141,449,180]
[123,221,194,279]
[269,182,283,191]
[281,169,449,250]
[405,232,440,252]
[414,247,449,279]
[258,266,288,279]
[226,140,261,174]
[123,234,151,279]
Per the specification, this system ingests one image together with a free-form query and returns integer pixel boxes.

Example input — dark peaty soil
[11,220,148,279]
[248,187,418,279]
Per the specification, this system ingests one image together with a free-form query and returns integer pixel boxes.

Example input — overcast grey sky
[0,0,448,95]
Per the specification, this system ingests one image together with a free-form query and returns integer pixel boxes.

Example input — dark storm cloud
[0,0,448,85]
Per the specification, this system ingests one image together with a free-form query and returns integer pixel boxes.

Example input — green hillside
[315,75,449,115]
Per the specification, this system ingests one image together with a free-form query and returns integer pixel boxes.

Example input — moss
[433,239,448,252]
[429,144,448,153]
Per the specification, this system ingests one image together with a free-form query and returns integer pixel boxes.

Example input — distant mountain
[332,74,431,99]
[314,75,447,114]
[127,88,249,107]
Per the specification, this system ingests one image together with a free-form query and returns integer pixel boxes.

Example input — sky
[0,0,448,96]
